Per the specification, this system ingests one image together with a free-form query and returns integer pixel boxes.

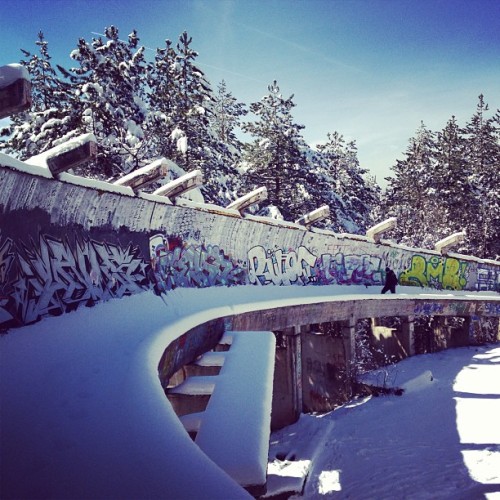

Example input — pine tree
[145,38,178,163]
[68,26,150,178]
[341,140,380,233]
[211,80,247,147]
[203,80,248,204]
[382,122,436,246]
[170,31,214,171]
[23,31,71,111]
[315,132,380,233]
[146,32,239,204]
[463,95,500,259]
[314,132,357,232]
[431,116,472,246]
[0,31,80,158]
[241,80,309,220]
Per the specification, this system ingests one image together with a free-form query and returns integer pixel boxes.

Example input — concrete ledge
[193,351,226,366]
[179,411,204,439]
[184,352,226,376]
[167,376,216,417]
[214,332,234,351]
[230,297,500,332]
[168,376,216,395]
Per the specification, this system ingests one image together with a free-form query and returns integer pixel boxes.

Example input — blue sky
[2,0,499,184]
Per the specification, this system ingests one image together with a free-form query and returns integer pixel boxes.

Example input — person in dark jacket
[381,267,398,294]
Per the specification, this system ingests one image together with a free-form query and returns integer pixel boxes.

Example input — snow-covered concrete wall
[1,160,499,329]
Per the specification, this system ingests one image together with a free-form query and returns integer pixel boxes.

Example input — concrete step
[195,330,276,496]
[184,351,226,377]
[214,331,233,351]
[166,376,216,417]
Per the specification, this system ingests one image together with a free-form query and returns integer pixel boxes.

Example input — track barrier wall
[1,161,499,331]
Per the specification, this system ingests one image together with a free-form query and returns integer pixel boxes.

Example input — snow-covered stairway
[168,330,276,495]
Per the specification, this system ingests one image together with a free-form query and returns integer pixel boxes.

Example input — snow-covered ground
[267,344,500,499]
[1,284,499,499]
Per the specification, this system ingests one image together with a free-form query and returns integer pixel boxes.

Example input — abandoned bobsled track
[1,144,499,497]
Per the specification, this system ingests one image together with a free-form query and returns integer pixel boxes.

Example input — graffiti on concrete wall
[150,234,246,292]
[399,254,469,290]
[414,301,500,317]
[248,245,318,285]
[248,245,385,286]
[477,265,500,292]
[0,234,15,325]
[2,218,498,330]
[2,234,149,326]
[158,320,223,385]
[413,302,445,315]
[0,234,14,283]
[246,243,498,292]
[318,253,384,286]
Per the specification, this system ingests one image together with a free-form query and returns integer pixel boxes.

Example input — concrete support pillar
[275,326,303,423]
[290,325,303,416]
[270,326,303,430]
[340,317,356,382]
[432,316,449,351]
[414,319,434,354]
[398,315,415,357]
[466,316,482,345]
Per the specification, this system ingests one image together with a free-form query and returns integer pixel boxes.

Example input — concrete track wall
[1,160,499,330]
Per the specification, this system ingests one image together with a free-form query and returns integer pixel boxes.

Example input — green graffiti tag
[400,255,469,290]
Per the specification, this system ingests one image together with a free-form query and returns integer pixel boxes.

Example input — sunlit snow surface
[266,344,500,499]
[317,470,342,494]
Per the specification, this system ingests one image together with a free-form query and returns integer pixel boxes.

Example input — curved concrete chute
[1,284,498,498]
[1,154,499,497]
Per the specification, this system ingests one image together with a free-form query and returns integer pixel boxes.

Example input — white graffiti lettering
[477,266,500,292]
[248,245,318,285]
[11,235,148,324]
[0,234,15,325]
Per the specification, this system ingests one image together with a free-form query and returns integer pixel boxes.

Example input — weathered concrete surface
[229,297,500,332]
[1,162,499,330]
[302,332,349,413]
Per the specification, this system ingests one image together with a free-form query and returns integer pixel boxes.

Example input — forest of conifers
[1,27,498,260]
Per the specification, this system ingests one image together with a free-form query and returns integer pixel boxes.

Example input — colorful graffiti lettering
[150,234,245,292]
[248,246,386,286]
[413,301,500,317]
[477,266,500,292]
[10,235,148,324]
[248,245,318,285]
[414,302,445,315]
[447,302,476,316]
[400,255,468,290]
[319,253,383,286]
[476,302,500,316]
[381,249,412,276]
